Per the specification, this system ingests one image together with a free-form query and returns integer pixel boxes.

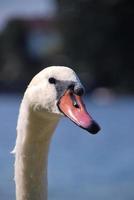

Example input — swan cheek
[58,90,101,134]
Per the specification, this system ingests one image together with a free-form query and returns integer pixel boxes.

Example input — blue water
[0,94,134,200]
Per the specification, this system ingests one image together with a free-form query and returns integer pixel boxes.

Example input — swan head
[25,66,100,134]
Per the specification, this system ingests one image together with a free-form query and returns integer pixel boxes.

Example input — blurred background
[0,0,134,200]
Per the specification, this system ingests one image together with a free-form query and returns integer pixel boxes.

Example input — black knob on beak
[74,87,85,96]
[68,83,84,96]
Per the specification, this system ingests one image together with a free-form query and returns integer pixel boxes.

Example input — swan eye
[48,77,56,84]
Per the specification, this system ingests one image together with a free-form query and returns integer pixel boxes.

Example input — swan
[13,66,100,200]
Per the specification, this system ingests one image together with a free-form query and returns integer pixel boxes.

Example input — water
[0,94,134,200]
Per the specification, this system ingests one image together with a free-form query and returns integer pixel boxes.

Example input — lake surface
[0,94,134,200]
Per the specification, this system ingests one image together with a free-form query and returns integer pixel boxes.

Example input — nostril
[70,92,80,108]
[73,101,79,108]
[74,87,84,96]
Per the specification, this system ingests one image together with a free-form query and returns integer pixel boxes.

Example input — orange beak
[58,90,100,134]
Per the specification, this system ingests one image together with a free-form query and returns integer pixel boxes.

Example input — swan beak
[58,90,101,134]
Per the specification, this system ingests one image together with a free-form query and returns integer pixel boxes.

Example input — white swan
[14,66,100,200]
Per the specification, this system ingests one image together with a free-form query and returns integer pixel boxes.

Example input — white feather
[14,66,83,200]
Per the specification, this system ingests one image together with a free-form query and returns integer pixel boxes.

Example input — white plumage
[14,66,100,200]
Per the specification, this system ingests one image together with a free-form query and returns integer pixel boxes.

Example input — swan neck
[15,100,59,200]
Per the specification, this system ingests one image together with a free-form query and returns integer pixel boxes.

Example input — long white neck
[14,97,60,200]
